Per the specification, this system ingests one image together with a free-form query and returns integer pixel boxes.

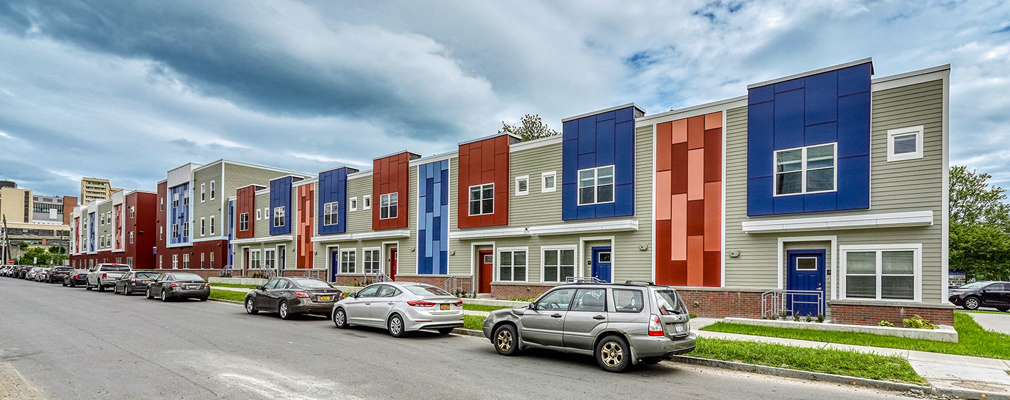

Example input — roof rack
[566,277,606,284]
[623,280,656,286]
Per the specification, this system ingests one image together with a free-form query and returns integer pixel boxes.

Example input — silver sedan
[331,282,464,337]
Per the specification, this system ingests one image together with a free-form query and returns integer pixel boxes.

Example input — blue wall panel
[747,62,872,216]
[269,176,293,235]
[88,212,95,252]
[169,183,189,245]
[317,168,349,235]
[417,160,448,275]
[562,105,638,221]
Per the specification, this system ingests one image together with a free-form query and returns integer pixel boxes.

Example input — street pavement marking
[0,363,47,400]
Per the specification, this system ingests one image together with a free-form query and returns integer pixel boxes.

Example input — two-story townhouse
[69,189,157,269]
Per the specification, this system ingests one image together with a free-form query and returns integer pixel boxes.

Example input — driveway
[969,312,1010,335]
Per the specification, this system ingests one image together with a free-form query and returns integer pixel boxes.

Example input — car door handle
[593,315,606,320]
[365,302,371,305]
[551,313,562,318]
[387,302,394,305]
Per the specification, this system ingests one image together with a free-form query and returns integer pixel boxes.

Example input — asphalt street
[1,278,921,400]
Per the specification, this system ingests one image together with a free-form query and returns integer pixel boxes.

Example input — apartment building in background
[0,185,74,247]
[80,177,113,203]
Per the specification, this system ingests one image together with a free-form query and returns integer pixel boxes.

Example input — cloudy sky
[0,0,1008,198]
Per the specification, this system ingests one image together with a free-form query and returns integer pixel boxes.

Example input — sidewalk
[211,286,252,293]
[690,317,1010,395]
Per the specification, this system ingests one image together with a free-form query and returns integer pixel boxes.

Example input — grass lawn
[462,304,510,312]
[701,312,1010,359]
[209,289,248,302]
[210,283,259,289]
[464,315,486,330]
[693,338,927,385]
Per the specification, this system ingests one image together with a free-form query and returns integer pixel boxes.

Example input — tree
[48,245,66,255]
[498,114,559,142]
[948,165,1010,280]
[950,165,1010,230]
[20,247,51,266]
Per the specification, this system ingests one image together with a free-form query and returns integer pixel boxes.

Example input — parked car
[63,269,90,287]
[36,267,51,282]
[949,281,1010,311]
[331,282,463,337]
[482,281,696,372]
[113,271,160,295]
[27,267,43,281]
[244,277,343,319]
[47,267,74,283]
[85,263,132,292]
[0,265,11,277]
[146,273,210,302]
[19,266,33,279]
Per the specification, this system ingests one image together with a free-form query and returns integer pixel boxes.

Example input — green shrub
[878,320,895,327]
[902,315,937,329]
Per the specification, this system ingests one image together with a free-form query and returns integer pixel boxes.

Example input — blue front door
[787,250,826,317]
[591,247,612,283]
[330,249,340,282]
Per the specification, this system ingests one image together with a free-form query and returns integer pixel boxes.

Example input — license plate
[440,304,449,310]
[187,285,199,290]
[145,280,151,283]
[674,324,685,333]
[319,296,331,301]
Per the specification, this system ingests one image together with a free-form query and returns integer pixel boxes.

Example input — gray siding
[193,161,223,240]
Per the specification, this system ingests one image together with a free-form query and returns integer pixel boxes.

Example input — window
[172,254,178,269]
[183,223,189,239]
[363,249,380,274]
[264,208,269,220]
[172,223,179,238]
[614,289,645,313]
[774,143,836,196]
[200,253,205,268]
[578,166,615,205]
[340,249,356,274]
[126,257,133,267]
[210,215,215,235]
[349,197,358,212]
[160,226,164,240]
[183,191,189,206]
[571,288,607,312]
[182,254,190,269]
[534,288,575,311]
[379,193,398,220]
[842,245,920,301]
[210,252,215,268]
[498,249,527,282]
[273,206,285,228]
[887,126,924,162]
[173,193,179,208]
[515,175,529,196]
[264,249,275,269]
[543,248,576,283]
[468,183,494,216]
[323,202,339,226]
[130,206,135,219]
[250,251,261,268]
[255,209,261,220]
[542,171,557,193]
[363,195,372,210]
[239,213,250,231]
[210,181,216,200]
[200,218,206,236]
[160,197,164,211]
[129,232,134,244]
[201,183,206,202]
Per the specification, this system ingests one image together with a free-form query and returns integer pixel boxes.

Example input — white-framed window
[887,126,924,162]
[841,244,921,302]
[183,191,189,206]
[210,215,215,235]
[542,247,576,283]
[515,175,529,196]
[340,249,356,274]
[256,209,262,220]
[173,193,179,208]
[200,218,206,236]
[578,165,615,205]
[349,197,358,212]
[210,181,216,200]
[126,257,133,267]
[774,143,836,196]
[239,213,250,231]
[182,222,189,239]
[172,254,179,269]
[201,183,206,202]
[363,248,380,274]
[542,171,557,193]
[200,253,205,268]
[172,223,179,238]
[379,193,398,220]
[273,206,285,228]
[160,197,164,211]
[130,206,135,219]
[264,208,269,220]
[468,183,494,216]
[159,225,164,240]
[129,231,134,244]
[497,248,528,282]
[182,254,190,268]
[264,249,275,269]
[363,195,372,210]
[250,250,261,269]
[210,252,215,268]
[323,201,339,226]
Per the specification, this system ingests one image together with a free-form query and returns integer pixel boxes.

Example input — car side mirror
[352,291,360,299]
[528,302,537,310]
[256,285,265,290]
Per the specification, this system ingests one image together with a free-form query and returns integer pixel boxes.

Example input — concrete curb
[671,355,1009,400]
[208,298,243,305]
[451,328,485,338]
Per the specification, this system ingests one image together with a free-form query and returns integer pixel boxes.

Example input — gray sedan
[331,282,464,337]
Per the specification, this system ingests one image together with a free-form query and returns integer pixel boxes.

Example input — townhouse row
[70,58,954,325]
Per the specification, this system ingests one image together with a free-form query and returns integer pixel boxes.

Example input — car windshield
[654,290,688,315]
[404,285,452,297]
[104,265,131,272]
[959,282,991,289]
[174,273,205,281]
[292,279,333,289]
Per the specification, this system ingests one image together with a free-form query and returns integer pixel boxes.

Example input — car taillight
[453,301,463,307]
[338,292,346,300]
[169,282,179,287]
[649,314,664,336]
[294,292,310,298]
[131,279,136,283]
[407,300,436,307]
[102,273,107,279]
[205,283,212,288]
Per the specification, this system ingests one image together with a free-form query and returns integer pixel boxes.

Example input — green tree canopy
[498,114,559,142]
[950,165,1010,230]
[949,165,1010,280]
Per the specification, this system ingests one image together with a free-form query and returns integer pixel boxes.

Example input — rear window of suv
[654,290,688,315]
[613,289,644,313]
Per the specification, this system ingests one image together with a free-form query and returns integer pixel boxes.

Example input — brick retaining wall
[830,303,954,326]
[490,284,555,301]
[674,289,764,319]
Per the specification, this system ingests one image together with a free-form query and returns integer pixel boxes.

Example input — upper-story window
[469,184,494,216]
[200,183,206,202]
[515,176,529,196]
[173,193,179,208]
[183,190,189,206]
[210,181,216,200]
[256,209,261,220]
[578,166,614,205]
[129,206,135,219]
[542,171,557,193]
[775,143,836,196]
[273,206,286,228]
[363,195,372,210]
[239,213,250,231]
[323,202,339,226]
[210,215,216,235]
[379,193,398,220]
[887,126,924,162]
[349,197,358,212]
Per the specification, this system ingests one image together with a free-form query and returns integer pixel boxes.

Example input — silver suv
[482,281,695,372]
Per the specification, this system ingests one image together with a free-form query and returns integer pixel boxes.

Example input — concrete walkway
[970,312,1010,335]
[692,317,1010,395]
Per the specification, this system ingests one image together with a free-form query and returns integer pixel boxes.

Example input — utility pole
[2,214,8,265]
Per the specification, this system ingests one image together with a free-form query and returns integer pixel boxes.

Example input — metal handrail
[761,289,824,318]
[366,270,391,283]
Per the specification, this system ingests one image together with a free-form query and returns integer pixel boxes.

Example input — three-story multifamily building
[70,189,157,269]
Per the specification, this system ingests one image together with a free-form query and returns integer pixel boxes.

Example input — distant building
[0,180,15,190]
[81,177,113,203]
[0,187,72,248]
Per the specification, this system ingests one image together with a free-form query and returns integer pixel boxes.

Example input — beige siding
[96,201,113,251]
[345,175,372,233]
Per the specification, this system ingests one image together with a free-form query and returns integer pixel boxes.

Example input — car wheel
[114,285,119,294]
[86,282,92,290]
[245,298,258,314]
[199,297,207,302]
[146,288,153,299]
[70,281,76,287]
[124,285,131,296]
[388,314,405,338]
[997,307,1009,313]
[963,296,981,310]
[437,328,454,335]
[62,280,67,287]
[97,283,105,292]
[160,290,168,302]
[279,300,291,320]
[493,324,519,356]
[332,308,348,328]
[596,335,630,373]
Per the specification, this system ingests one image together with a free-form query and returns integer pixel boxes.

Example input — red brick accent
[280,269,329,280]
[490,284,556,301]
[830,303,954,327]
[675,289,764,319]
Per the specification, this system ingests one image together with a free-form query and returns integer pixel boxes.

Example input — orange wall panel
[687,149,705,200]
[672,119,688,144]
[657,171,671,220]
[705,111,722,130]
[704,182,721,252]
[671,194,687,261]
[687,236,705,287]
[687,116,705,149]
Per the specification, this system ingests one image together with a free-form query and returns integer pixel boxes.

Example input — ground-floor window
[172,254,179,269]
[542,247,576,283]
[210,252,215,268]
[183,254,190,269]
[250,251,261,269]
[841,244,920,301]
[363,249,380,274]
[201,253,206,268]
[126,257,133,267]
[264,249,275,269]
[498,248,528,282]
[340,249,356,274]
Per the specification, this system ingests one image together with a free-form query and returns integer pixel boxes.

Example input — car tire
[493,324,519,356]
[86,282,92,290]
[160,290,168,302]
[997,307,1009,313]
[114,285,119,294]
[97,283,105,292]
[245,298,258,314]
[963,296,981,310]
[146,288,153,299]
[388,314,405,338]
[279,300,291,320]
[332,308,348,328]
[596,335,631,373]
[437,328,454,335]
[124,285,131,296]
[199,297,207,302]
[62,280,67,287]
[70,281,76,287]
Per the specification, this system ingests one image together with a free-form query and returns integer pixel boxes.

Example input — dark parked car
[146,273,210,302]
[245,277,343,320]
[47,267,74,283]
[63,269,90,287]
[949,281,1010,311]
[114,271,160,295]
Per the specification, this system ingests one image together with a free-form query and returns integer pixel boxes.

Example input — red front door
[478,250,493,293]
[389,248,398,281]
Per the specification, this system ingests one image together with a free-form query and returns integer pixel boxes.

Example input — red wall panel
[373,152,415,230]
[457,135,511,228]
[235,186,257,239]
[126,192,157,269]
[297,183,315,269]
[156,181,167,250]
